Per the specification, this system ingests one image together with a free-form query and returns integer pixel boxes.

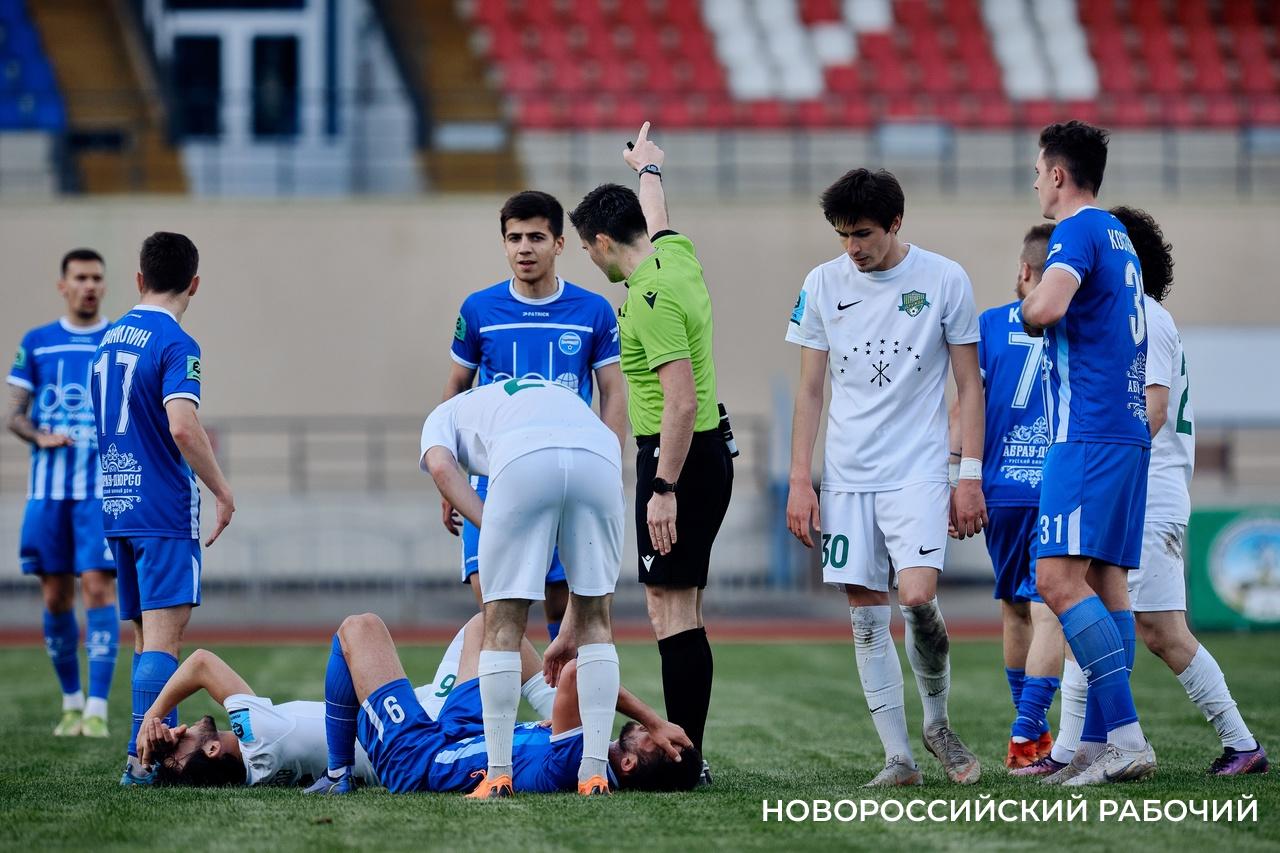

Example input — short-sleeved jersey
[7,317,110,500]
[1142,296,1193,524]
[428,724,611,793]
[1040,207,1150,446]
[618,232,720,435]
[449,279,619,404]
[419,379,621,481]
[978,302,1048,506]
[786,245,980,491]
[223,694,376,787]
[91,305,202,538]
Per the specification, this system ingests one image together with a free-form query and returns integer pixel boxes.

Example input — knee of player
[338,612,383,642]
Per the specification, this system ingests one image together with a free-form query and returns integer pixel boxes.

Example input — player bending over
[305,612,699,795]
[1038,207,1267,778]
[133,615,559,786]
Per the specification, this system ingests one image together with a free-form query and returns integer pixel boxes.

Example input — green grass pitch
[0,635,1276,852]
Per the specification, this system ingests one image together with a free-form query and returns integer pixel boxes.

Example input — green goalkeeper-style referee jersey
[618,231,720,437]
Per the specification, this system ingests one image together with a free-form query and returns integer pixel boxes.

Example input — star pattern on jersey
[843,335,929,385]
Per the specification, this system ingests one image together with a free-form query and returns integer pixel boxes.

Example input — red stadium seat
[1203,98,1241,128]
[1247,97,1280,125]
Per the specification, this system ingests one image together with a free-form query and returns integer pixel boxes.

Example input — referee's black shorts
[634,429,733,588]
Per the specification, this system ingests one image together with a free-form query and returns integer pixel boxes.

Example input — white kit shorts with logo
[818,482,950,591]
[478,446,624,602]
[1127,521,1188,612]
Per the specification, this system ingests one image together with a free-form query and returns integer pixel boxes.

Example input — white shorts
[818,482,950,592]
[1127,520,1187,612]
[478,447,623,603]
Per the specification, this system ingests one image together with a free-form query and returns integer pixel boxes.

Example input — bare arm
[623,121,669,234]
[785,346,828,548]
[7,385,72,448]
[950,342,988,539]
[1146,384,1169,438]
[645,358,696,556]
[145,649,253,720]
[441,362,476,402]
[550,661,692,760]
[425,446,484,527]
[593,362,628,450]
[166,398,235,546]
[1021,267,1080,330]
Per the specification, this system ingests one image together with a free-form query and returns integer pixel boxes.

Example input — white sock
[1177,644,1256,751]
[84,696,108,720]
[521,674,557,720]
[850,606,913,764]
[899,598,951,729]
[1109,721,1145,751]
[1077,740,1106,764]
[575,643,620,783]
[62,691,85,712]
[1051,657,1088,763]
[478,650,522,777]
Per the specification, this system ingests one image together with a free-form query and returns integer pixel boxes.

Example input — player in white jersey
[786,169,987,787]
[133,614,560,786]
[420,379,624,797]
[1045,207,1267,777]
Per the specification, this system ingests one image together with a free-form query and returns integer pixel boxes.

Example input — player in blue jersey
[955,225,1066,770]
[1021,122,1155,785]
[304,611,700,796]
[91,233,236,785]
[7,248,120,738]
[441,191,626,640]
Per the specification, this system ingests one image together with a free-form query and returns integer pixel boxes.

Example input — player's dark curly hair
[139,231,199,295]
[155,748,246,787]
[60,248,103,276]
[500,190,564,238]
[568,183,649,245]
[820,168,905,232]
[1039,121,1109,195]
[616,721,704,792]
[1110,206,1174,303]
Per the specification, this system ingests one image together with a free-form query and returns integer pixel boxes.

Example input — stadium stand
[464,0,1280,130]
[0,0,65,132]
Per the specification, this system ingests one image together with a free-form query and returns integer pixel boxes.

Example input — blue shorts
[461,475,566,585]
[984,506,1042,603]
[20,498,116,576]
[357,677,483,793]
[110,537,202,621]
[1036,442,1148,569]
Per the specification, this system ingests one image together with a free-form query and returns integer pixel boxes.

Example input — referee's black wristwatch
[638,163,662,180]
[651,477,677,495]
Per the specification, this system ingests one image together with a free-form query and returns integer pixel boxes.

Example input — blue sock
[130,651,178,757]
[1060,596,1139,736]
[1110,609,1136,673]
[1005,666,1025,711]
[324,634,358,772]
[43,610,81,697]
[547,620,561,643]
[1013,675,1061,740]
[85,605,119,702]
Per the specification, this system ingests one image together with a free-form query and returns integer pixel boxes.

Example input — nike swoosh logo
[869,704,887,714]
[642,555,655,571]
[837,300,862,311]
[927,689,946,697]
[919,546,941,555]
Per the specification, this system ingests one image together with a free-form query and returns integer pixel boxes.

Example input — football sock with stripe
[575,643,619,783]
[130,651,178,758]
[1012,676,1060,741]
[1106,609,1144,750]
[324,634,358,774]
[1060,597,1143,752]
[478,650,522,778]
[1005,667,1026,719]
[85,604,119,715]
[44,609,82,703]
[900,598,951,729]
[850,606,913,763]
[657,627,713,752]
[1177,644,1256,751]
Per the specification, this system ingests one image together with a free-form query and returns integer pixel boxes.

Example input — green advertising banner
[1187,507,1280,631]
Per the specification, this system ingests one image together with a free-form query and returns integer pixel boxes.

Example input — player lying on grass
[132,615,557,786]
[305,611,700,796]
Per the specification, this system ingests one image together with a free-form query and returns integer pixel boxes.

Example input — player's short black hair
[820,168,905,232]
[1021,223,1055,267]
[1110,205,1174,303]
[617,721,703,792]
[568,183,649,245]
[1039,121,1109,195]
[60,248,104,276]
[500,190,564,238]
[139,232,199,295]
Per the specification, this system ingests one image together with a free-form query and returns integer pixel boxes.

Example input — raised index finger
[635,121,650,145]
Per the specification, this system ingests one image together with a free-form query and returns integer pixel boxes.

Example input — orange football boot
[577,775,611,796]
[464,770,513,799]
[1005,738,1040,769]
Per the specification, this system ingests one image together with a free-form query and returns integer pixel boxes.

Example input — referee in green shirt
[567,123,733,783]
